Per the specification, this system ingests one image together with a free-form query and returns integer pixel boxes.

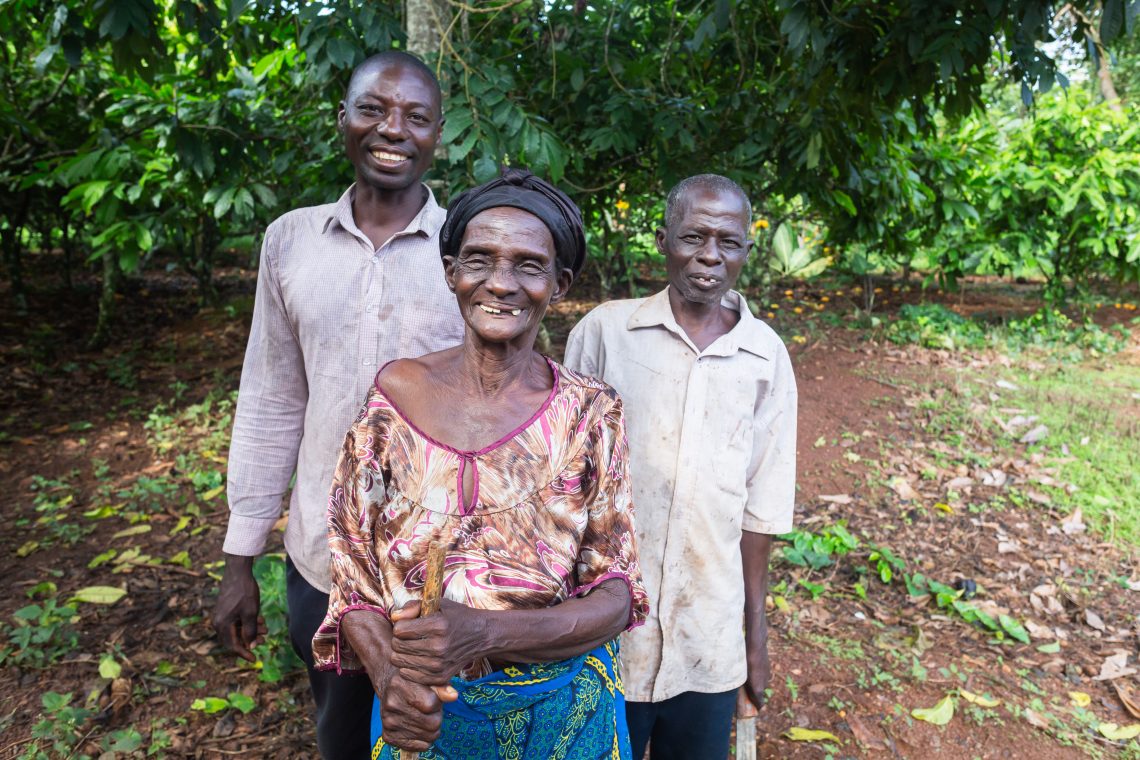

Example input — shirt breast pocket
[709,369,757,499]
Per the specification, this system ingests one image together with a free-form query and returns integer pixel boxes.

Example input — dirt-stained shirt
[311,360,649,674]
[223,185,465,593]
[564,286,797,702]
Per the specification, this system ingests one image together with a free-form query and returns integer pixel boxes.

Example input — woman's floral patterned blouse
[312,359,648,674]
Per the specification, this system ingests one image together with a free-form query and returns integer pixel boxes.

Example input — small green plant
[251,555,304,683]
[2,598,80,668]
[905,573,1030,643]
[778,523,860,570]
[21,692,93,759]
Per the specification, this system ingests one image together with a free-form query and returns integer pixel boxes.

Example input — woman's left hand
[389,599,489,686]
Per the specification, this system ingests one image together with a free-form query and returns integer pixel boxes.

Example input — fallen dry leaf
[846,715,887,750]
[1019,424,1048,444]
[1085,609,1107,632]
[1024,709,1051,730]
[1060,508,1086,535]
[818,494,853,505]
[888,477,921,501]
[1094,652,1138,681]
[1115,682,1140,720]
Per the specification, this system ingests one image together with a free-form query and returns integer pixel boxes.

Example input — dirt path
[1,279,1137,758]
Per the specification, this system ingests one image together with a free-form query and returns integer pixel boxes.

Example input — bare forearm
[742,531,773,637]
[479,579,631,663]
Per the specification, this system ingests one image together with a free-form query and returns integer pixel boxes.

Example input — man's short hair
[663,174,752,228]
[345,50,441,105]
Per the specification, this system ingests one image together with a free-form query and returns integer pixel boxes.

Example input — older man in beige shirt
[565,174,796,759]
[212,52,464,759]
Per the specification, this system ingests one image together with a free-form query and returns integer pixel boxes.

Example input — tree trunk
[88,251,120,350]
[1096,48,1122,110]
[405,0,450,61]
[2,194,30,314]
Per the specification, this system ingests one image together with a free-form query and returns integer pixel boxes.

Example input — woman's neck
[451,340,548,398]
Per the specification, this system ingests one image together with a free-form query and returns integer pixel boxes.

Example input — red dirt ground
[1,270,1137,759]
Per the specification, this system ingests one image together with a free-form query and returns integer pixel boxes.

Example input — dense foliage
[2,0,1139,342]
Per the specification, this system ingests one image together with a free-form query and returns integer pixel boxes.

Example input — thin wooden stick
[735,688,759,760]
[405,543,448,760]
[420,543,447,616]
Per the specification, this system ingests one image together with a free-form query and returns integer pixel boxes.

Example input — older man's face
[657,187,752,306]
[338,61,442,193]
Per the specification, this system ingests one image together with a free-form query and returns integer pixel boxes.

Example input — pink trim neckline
[374,355,561,458]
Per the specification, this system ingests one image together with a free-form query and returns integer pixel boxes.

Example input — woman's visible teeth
[370,149,408,162]
[479,304,521,316]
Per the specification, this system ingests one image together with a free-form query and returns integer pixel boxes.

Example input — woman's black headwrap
[440,168,587,276]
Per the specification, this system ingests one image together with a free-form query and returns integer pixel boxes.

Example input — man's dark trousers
[286,557,374,759]
[626,689,737,760]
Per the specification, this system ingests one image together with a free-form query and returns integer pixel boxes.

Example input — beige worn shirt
[223,185,465,593]
[564,286,797,701]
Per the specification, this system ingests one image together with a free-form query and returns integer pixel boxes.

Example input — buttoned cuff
[222,513,280,556]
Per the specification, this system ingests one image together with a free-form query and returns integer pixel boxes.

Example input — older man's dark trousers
[626,689,737,760]
[286,557,374,759]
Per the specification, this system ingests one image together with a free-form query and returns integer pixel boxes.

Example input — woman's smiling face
[445,207,572,348]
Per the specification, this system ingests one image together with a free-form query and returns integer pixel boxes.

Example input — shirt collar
[322,183,446,245]
[628,286,772,360]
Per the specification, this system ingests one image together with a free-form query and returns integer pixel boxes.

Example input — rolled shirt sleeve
[742,340,798,535]
[223,223,308,557]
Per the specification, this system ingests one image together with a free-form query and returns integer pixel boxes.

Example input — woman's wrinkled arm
[388,578,631,687]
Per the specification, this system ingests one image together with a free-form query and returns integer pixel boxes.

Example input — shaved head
[345,50,441,109]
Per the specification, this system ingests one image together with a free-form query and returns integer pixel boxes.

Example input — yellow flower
[835,290,843,296]
[615,199,630,212]
[1127,303,1137,310]
[853,286,863,294]
[793,307,803,314]
[823,246,831,254]
[874,287,884,294]
[792,335,807,344]
[821,296,830,302]
[766,312,775,319]
[1115,302,1123,308]
[784,289,793,296]
[815,303,825,311]
[769,303,779,309]
[891,285,900,292]
[757,219,769,229]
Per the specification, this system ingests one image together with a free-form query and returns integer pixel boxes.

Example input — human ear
[549,269,575,304]
[337,102,347,132]
[654,228,667,255]
[442,255,458,292]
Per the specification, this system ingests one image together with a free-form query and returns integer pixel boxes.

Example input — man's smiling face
[338,60,442,193]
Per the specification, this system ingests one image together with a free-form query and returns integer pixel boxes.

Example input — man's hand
[212,553,261,662]
[389,600,483,690]
[742,622,771,711]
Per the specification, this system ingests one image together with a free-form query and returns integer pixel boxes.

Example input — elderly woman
[312,169,648,758]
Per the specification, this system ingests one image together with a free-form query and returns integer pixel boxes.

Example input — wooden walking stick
[404,543,447,760]
[735,688,759,760]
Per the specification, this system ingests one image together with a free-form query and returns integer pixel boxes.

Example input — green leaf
[1098,723,1140,740]
[1036,641,1061,653]
[70,586,127,605]
[227,692,256,714]
[191,697,230,714]
[783,727,840,742]
[473,156,499,184]
[999,615,1030,644]
[832,190,857,216]
[99,654,122,679]
[911,695,955,726]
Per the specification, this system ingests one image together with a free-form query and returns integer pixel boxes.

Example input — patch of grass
[1002,361,1140,546]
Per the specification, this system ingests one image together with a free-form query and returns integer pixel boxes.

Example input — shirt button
[371,256,379,264]
[361,358,372,366]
